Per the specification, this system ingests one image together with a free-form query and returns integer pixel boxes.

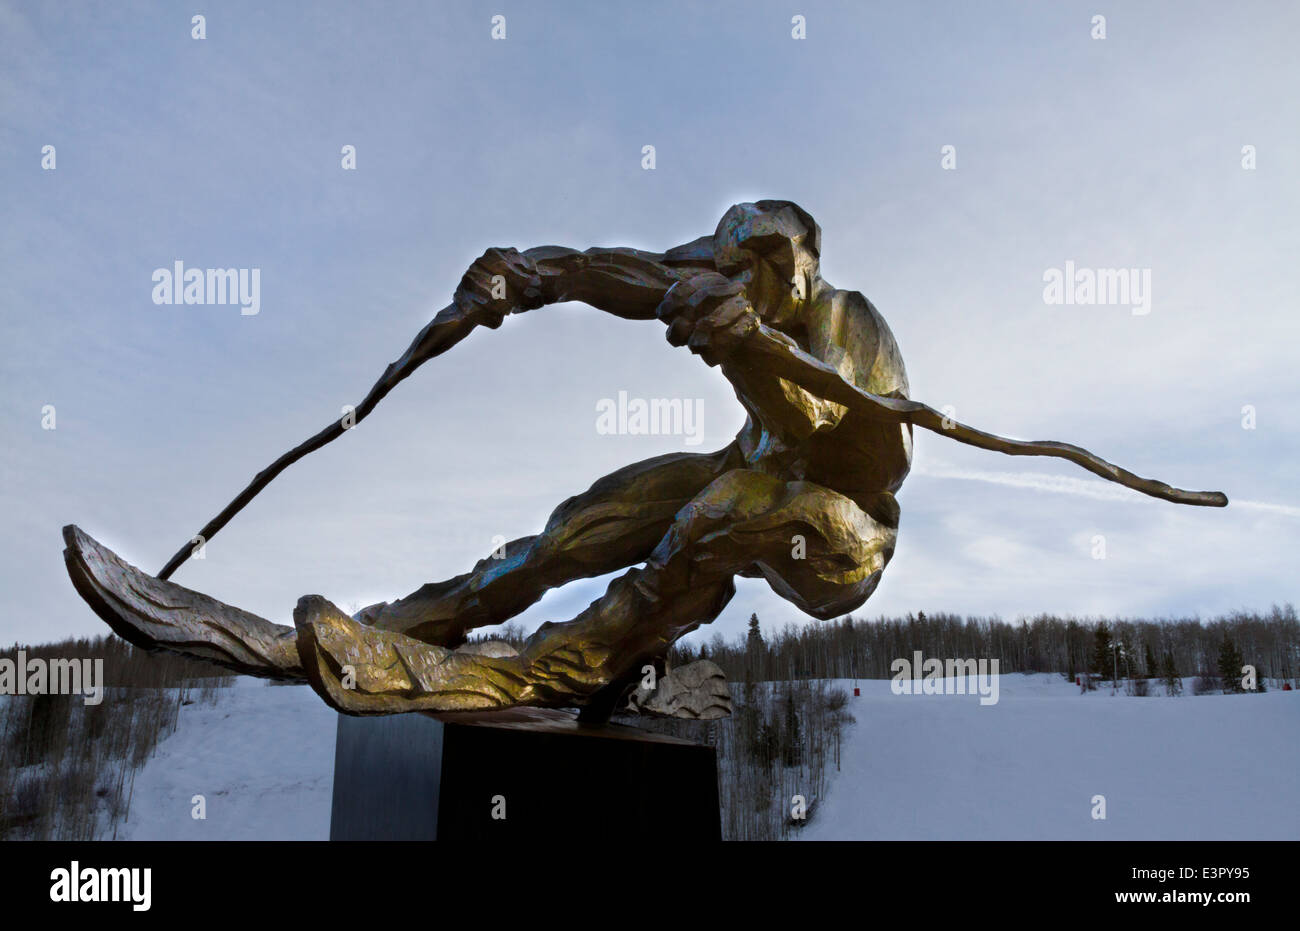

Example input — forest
[668,603,1300,688]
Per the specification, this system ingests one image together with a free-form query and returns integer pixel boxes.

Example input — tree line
[670,604,1299,687]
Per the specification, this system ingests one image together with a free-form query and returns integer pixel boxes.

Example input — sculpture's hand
[686,297,761,367]
[453,247,546,329]
[655,272,757,366]
[655,272,741,339]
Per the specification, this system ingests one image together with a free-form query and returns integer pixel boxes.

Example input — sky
[2,0,1297,651]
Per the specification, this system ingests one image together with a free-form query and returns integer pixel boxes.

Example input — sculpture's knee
[652,470,896,619]
[755,483,896,618]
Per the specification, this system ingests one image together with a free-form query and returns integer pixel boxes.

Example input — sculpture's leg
[355,444,743,647]
[59,446,740,681]
[294,470,898,714]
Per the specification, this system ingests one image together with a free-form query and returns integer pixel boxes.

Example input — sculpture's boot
[292,562,736,716]
[62,524,305,679]
[294,595,528,714]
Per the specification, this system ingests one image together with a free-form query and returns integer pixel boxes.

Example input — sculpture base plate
[330,707,720,841]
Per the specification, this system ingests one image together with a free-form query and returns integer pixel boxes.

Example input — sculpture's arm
[523,245,692,320]
[687,301,1229,509]
[454,241,712,326]
[155,241,708,580]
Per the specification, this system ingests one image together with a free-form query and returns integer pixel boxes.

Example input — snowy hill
[113,680,336,841]
[798,674,1299,841]
[115,674,1299,840]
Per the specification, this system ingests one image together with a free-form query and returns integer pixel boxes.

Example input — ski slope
[113,680,336,841]
[799,673,1299,840]
[116,673,1299,840]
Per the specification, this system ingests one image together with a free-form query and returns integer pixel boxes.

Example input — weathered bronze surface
[62,200,1227,720]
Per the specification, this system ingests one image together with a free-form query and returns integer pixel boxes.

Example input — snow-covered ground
[116,673,1299,840]
[114,679,336,840]
[799,673,1300,840]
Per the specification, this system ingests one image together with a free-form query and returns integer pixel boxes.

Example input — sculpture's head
[713,200,823,325]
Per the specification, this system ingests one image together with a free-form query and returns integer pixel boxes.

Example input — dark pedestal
[330,707,720,841]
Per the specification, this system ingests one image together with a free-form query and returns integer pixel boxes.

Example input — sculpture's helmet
[712,201,822,282]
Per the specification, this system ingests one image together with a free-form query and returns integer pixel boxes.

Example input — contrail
[915,464,1300,518]
[1232,499,1300,518]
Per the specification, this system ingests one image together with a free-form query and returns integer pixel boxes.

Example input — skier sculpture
[63,201,1227,719]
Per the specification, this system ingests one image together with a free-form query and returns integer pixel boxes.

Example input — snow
[113,679,337,840]
[798,674,1300,840]
[115,673,1299,840]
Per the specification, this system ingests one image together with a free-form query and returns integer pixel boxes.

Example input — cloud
[915,462,1300,519]
[1231,499,1300,520]
[916,462,1146,504]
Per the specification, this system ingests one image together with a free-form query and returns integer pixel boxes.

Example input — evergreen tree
[781,684,802,766]
[742,635,757,705]
[1118,632,1135,682]
[1091,622,1114,683]
[753,714,779,769]
[1217,634,1245,693]
[1161,651,1182,696]
[745,613,764,683]
[1066,620,1083,680]
[1144,641,1158,679]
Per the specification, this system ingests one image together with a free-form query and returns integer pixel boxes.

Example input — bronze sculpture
[63,201,1227,720]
